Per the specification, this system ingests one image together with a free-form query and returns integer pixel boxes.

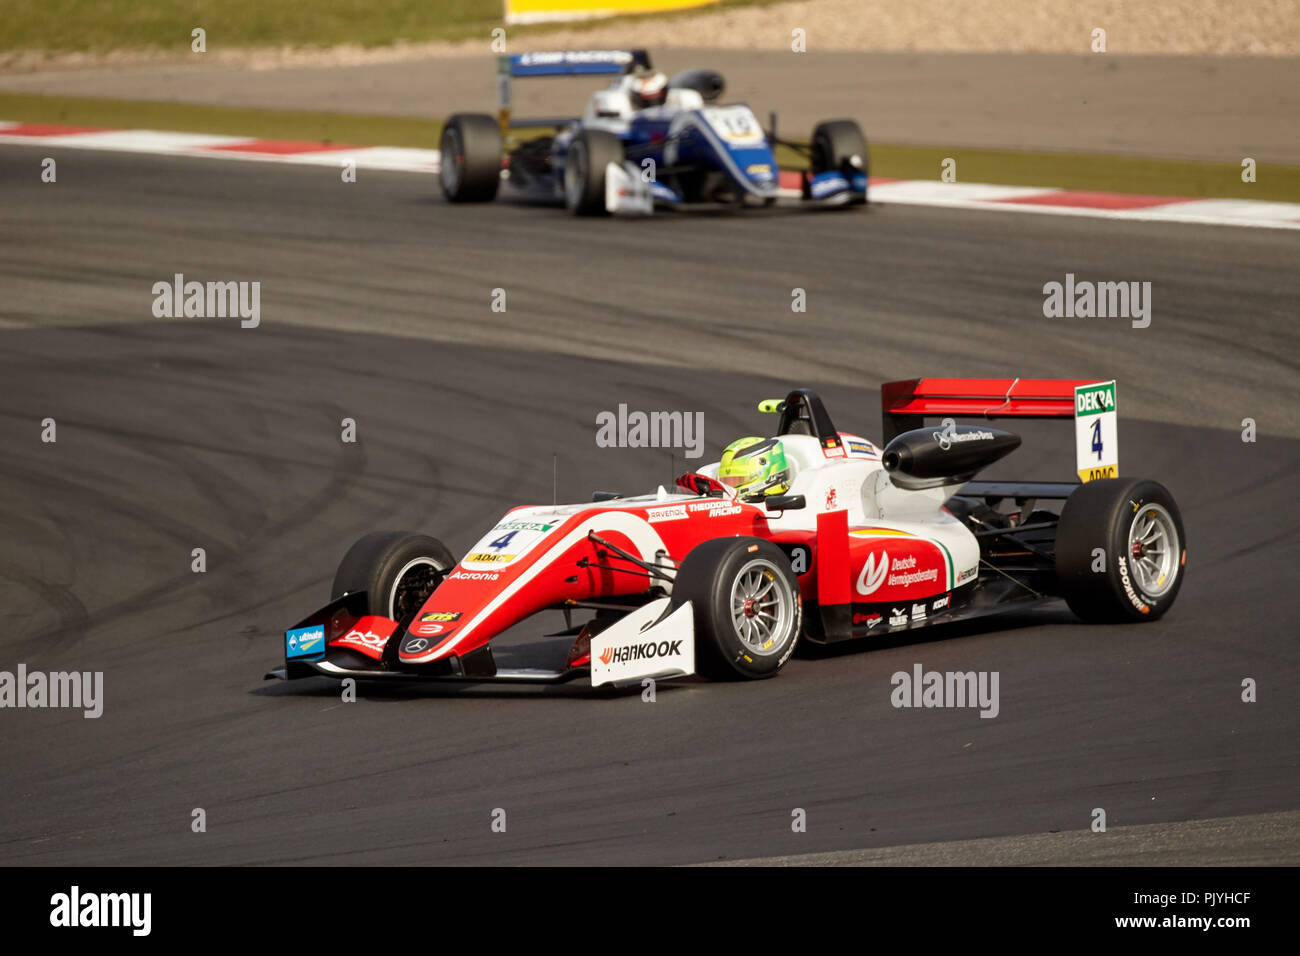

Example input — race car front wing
[266,594,695,688]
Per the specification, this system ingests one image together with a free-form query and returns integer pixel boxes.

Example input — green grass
[1,0,500,52]
[0,93,446,147]
[866,143,1296,204]
[3,92,1297,203]
[0,0,771,53]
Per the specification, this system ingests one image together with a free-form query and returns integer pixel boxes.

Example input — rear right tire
[1055,478,1186,622]
[440,113,502,203]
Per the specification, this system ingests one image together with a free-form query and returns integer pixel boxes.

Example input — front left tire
[564,128,624,215]
[671,537,802,679]
[811,119,868,205]
[332,531,455,622]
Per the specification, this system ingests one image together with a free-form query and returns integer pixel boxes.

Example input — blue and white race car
[438,49,868,215]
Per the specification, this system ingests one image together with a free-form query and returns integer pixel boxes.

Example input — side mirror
[765,494,806,512]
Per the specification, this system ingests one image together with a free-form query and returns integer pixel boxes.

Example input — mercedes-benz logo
[404,638,429,652]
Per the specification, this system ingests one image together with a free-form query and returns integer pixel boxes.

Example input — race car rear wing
[880,378,1093,442]
[497,49,652,132]
[882,377,1120,486]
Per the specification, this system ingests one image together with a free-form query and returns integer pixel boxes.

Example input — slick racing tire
[811,119,868,204]
[672,538,802,680]
[564,128,623,215]
[1055,478,1186,623]
[332,532,456,623]
[440,114,502,203]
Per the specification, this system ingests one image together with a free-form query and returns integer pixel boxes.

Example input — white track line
[3,122,1297,229]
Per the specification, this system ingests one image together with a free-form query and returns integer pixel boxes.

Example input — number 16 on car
[1075,380,1118,482]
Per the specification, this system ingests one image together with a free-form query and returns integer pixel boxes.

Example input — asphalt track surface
[1,145,1298,865]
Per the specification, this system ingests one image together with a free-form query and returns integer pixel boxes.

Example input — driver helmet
[628,71,669,110]
[718,437,790,499]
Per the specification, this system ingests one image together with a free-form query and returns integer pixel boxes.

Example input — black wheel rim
[389,558,446,621]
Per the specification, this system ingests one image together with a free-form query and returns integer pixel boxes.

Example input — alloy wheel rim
[729,559,792,656]
[1126,503,1179,597]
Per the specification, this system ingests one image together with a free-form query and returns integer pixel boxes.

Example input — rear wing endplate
[497,49,651,133]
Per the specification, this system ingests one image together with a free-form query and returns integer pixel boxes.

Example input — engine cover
[669,68,725,102]
[882,423,1021,489]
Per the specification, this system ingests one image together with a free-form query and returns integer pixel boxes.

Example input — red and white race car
[269,383,1186,689]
